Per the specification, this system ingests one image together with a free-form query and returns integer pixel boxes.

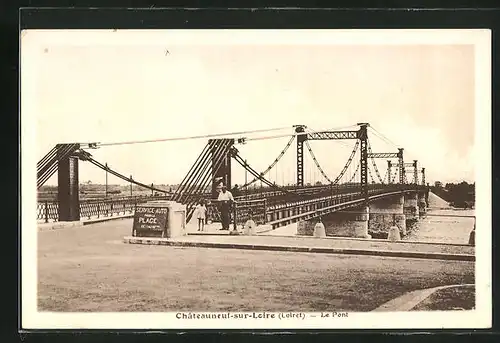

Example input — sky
[25,30,478,186]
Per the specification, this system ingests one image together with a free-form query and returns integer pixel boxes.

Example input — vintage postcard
[21,29,491,329]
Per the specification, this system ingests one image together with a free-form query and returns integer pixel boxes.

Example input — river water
[267,208,476,244]
[403,209,475,245]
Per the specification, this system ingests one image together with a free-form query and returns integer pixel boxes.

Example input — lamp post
[130,175,133,197]
[105,163,108,198]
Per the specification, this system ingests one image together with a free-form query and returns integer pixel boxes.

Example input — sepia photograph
[21,28,491,329]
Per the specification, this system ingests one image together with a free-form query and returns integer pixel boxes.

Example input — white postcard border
[21,29,492,330]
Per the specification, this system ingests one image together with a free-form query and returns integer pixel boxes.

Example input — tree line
[431,181,475,209]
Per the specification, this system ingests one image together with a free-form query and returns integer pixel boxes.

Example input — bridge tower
[421,168,426,186]
[413,160,418,185]
[209,138,235,198]
[387,160,392,184]
[295,123,366,189]
[295,125,307,187]
[57,144,81,221]
[357,123,369,201]
[397,148,404,184]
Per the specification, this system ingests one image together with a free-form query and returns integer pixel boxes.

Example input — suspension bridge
[37,122,430,238]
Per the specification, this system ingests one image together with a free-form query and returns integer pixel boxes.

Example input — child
[195,200,207,232]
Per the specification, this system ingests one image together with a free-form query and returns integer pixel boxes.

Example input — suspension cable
[179,139,232,204]
[234,154,283,190]
[367,160,375,184]
[233,152,297,195]
[304,139,359,185]
[236,160,282,192]
[87,124,360,147]
[87,126,292,148]
[185,140,235,220]
[304,141,332,184]
[306,124,359,133]
[172,143,210,198]
[331,141,359,184]
[367,139,385,184]
[382,169,388,184]
[37,146,58,170]
[240,135,295,188]
[245,124,359,143]
[368,126,399,149]
[245,131,308,142]
[391,167,398,184]
[86,157,170,194]
[348,161,360,183]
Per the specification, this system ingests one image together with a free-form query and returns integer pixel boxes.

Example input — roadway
[37,218,474,312]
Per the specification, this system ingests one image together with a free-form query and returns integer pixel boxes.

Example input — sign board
[132,206,169,237]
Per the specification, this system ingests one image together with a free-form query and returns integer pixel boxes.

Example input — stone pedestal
[394,213,407,236]
[313,221,326,238]
[244,219,257,236]
[132,201,186,238]
[354,206,371,239]
[387,225,401,241]
[165,202,187,238]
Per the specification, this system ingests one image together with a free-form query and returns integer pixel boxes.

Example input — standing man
[231,184,241,197]
[214,177,224,194]
[218,185,234,230]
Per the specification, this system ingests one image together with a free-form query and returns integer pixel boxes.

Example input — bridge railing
[205,199,267,226]
[265,184,423,224]
[265,191,363,223]
[37,201,59,222]
[37,194,173,222]
[235,199,267,225]
[239,183,421,207]
[235,184,358,206]
[37,183,426,223]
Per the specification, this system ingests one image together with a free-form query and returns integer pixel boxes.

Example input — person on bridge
[214,177,224,194]
[204,199,212,225]
[231,184,241,197]
[218,185,235,230]
[195,200,207,232]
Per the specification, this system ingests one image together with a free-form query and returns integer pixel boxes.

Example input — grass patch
[412,285,475,311]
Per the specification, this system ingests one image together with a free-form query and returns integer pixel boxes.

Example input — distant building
[434,181,443,188]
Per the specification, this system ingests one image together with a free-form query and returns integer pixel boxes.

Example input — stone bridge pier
[368,194,406,238]
[297,205,371,239]
[418,192,427,217]
[404,192,419,223]
[296,191,428,240]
